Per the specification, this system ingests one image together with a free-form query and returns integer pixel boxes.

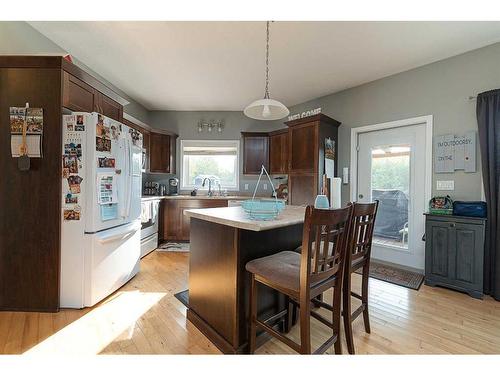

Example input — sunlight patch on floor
[24,291,166,355]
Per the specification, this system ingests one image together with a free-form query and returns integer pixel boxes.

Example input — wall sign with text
[434,131,476,173]
[287,107,321,121]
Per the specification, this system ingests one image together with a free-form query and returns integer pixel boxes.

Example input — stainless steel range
[140,199,160,258]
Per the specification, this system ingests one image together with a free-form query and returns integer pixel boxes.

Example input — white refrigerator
[61,112,142,308]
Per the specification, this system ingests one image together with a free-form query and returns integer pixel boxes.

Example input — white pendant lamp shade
[244,98,289,121]
[244,21,289,121]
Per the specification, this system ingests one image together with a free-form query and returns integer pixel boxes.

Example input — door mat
[157,242,190,252]
[355,261,424,290]
[174,289,189,308]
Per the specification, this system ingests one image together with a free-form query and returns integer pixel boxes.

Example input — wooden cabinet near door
[242,132,269,174]
[161,199,228,241]
[150,132,177,174]
[424,213,485,299]
[269,129,289,174]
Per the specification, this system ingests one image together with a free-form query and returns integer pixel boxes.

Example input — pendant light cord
[264,21,270,99]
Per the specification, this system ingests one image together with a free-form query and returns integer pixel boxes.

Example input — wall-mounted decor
[287,107,322,122]
[434,131,476,173]
[10,104,43,159]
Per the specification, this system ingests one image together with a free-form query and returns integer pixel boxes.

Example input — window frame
[179,139,240,191]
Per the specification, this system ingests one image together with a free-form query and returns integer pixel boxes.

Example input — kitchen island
[184,205,306,353]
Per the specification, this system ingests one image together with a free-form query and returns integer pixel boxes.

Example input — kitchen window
[180,140,240,191]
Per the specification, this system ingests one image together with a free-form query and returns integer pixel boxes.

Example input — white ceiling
[30,21,500,111]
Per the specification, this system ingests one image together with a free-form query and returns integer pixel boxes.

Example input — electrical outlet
[263,183,268,190]
[244,183,249,190]
[437,180,454,191]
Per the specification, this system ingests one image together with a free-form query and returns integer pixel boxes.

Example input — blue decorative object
[241,199,285,220]
[314,194,330,209]
[242,165,285,220]
[453,201,487,218]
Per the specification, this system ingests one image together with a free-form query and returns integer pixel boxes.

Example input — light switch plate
[263,183,267,190]
[437,180,454,191]
[342,167,349,184]
[244,183,249,190]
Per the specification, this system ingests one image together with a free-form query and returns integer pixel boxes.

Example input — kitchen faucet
[202,178,214,197]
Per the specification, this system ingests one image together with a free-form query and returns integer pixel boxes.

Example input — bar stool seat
[246,251,301,296]
[246,205,353,354]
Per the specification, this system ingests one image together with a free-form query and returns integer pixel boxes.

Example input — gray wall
[148,43,500,200]
[0,21,150,124]
[286,42,500,204]
[147,110,285,194]
[3,20,499,201]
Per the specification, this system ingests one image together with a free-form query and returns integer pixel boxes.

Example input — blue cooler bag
[452,201,487,218]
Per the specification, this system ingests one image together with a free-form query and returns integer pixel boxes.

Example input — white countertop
[142,195,250,201]
[184,205,306,231]
[141,195,272,202]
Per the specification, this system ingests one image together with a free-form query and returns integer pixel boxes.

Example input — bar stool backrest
[300,204,353,293]
[349,201,379,265]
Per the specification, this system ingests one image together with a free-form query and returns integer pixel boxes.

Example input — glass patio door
[356,124,427,271]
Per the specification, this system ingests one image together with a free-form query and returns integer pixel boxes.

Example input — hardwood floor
[0,251,499,355]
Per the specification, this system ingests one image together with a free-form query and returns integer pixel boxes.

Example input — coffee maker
[168,178,179,196]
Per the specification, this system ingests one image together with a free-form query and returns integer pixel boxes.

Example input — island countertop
[184,205,305,231]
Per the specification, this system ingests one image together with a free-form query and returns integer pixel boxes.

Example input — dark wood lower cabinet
[188,218,303,353]
[161,199,228,241]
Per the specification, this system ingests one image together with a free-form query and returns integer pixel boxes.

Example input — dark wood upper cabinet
[62,71,95,113]
[285,114,341,206]
[150,132,177,174]
[95,91,123,122]
[288,123,318,173]
[242,132,269,174]
[269,129,289,175]
[63,70,123,122]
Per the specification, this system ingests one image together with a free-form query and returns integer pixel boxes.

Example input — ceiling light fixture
[244,21,289,121]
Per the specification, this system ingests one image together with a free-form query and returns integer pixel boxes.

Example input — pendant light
[244,21,289,121]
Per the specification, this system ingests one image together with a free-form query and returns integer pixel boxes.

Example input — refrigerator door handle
[125,137,133,218]
[97,222,141,244]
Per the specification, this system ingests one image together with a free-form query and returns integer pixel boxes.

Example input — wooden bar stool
[342,201,379,354]
[245,204,353,354]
